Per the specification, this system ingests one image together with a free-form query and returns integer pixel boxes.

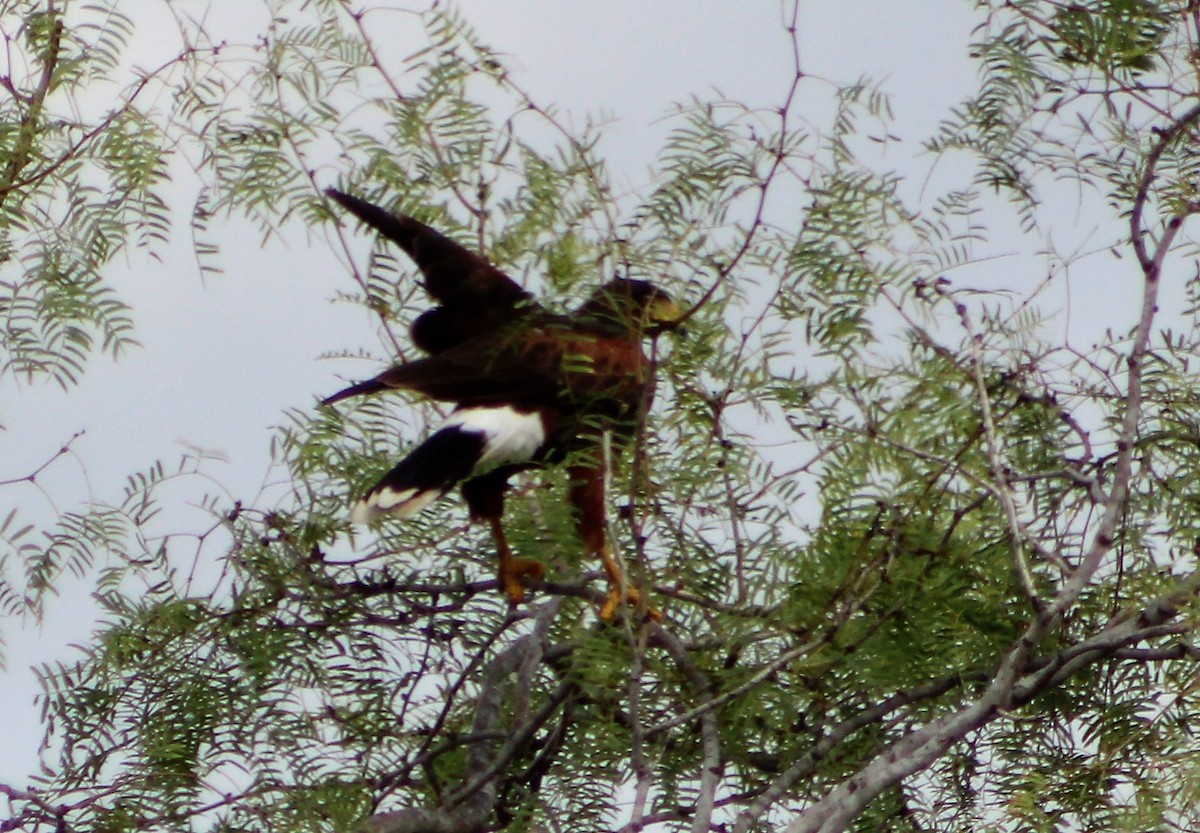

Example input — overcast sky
[0,0,984,783]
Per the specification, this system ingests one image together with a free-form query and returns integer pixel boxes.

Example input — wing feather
[322,319,647,411]
[327,189,539,353]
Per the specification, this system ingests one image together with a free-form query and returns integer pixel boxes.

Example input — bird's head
[576,278,681,337]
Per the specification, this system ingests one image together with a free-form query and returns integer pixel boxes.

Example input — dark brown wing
[322,315,649,414]
[323,317,561,407]
[326,189,538,353]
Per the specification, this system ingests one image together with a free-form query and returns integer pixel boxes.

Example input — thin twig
[954,300,1042,610]
[0,430,84,487]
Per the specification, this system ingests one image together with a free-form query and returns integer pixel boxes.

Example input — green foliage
[0,1,177,389]
[1055,0,1170,74]
[8,2,1200,833]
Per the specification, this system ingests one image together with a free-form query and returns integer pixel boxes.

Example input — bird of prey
[322,189,677,619]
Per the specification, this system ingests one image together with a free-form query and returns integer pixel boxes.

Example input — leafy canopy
[6,1,1200,832]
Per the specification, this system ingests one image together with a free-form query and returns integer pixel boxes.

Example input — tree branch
[648,624,723,833]
[1129,101,1200,273]
[0,6,61,207]
[955,300,1042,610]
[777,572,1200,833]
[732,672,981,833]
[363,601,562,833]
[1049,101,1200,624]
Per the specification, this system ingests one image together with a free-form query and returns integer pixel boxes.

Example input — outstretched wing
[326,189,538,353]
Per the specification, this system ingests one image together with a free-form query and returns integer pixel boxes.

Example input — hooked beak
[647,297,686,335]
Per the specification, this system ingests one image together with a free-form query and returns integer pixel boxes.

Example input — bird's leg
[488,515,545,605]
[596,539,649,622]
[569,464,658,621]
[464,472,544,606]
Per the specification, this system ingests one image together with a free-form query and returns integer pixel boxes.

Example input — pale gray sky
[1,0,985,784]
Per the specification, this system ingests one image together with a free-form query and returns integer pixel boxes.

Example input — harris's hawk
[323,189,677,618]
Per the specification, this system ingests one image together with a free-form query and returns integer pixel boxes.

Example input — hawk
[323,189,677,619]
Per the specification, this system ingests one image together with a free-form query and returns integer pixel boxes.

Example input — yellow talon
[499,553,545,604]
[599,584,661,622]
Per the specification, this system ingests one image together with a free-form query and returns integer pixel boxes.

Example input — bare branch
[778,572,1200,833]
[0,430,83,487]
[1050,102,1200,623]
[733,673,979,833]
[1129,101,1200,273]
[365,601,563,833]
[649,624,723,833]
[955,300,1042,609]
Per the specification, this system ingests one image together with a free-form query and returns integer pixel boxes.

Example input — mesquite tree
[5,1,1200,832]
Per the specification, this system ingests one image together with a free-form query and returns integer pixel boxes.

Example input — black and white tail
[351,406,546,524]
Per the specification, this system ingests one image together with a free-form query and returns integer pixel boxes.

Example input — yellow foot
[499,555,546,605]
[599,584,662,622]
